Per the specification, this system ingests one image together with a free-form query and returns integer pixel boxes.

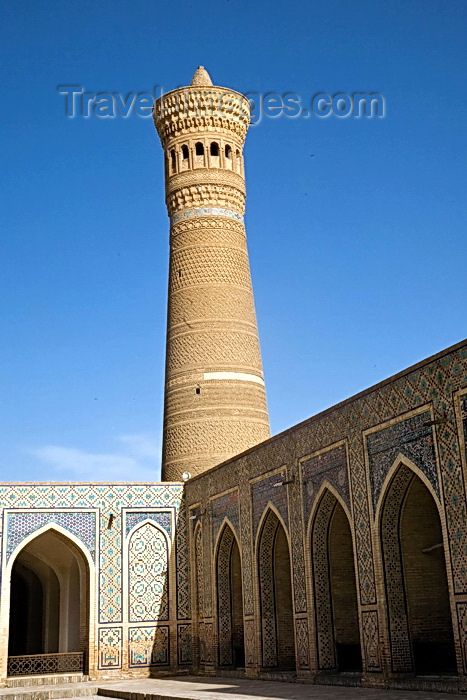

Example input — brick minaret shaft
[154,66,270,481]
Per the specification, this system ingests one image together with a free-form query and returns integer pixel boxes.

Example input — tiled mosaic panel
[362,611,382,671]
[98,627,122,669]
[244,619,255,667]
[125,511,172,537]
[129,522,169,622]
[239,478,254,616]
[211,490,239,547]
[301,444,350,521]
[312,490,337,670]
[217,525,235,666]
[442,382,467,595]
[258,510,280,668]
[177,624,193,664]
[203,508,213,618]
[194,525,204,618]
[128,626,169,666]
[251,472,289,537]
[0,483,184,624]
[175,494,190,619]
[367,410,438,511]
[456,602,467,674]
[381,465,413,673]
[6,511,96,562]
[200,622,213,664]
[295,618,310,669]
[287,466,307,614]
[171,207,244,224]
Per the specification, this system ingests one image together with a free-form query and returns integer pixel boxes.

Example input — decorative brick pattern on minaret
[154,67,270,481]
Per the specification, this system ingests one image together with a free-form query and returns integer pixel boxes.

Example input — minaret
[154,67,270,481]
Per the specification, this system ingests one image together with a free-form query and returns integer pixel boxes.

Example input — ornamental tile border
[171,207,243,224]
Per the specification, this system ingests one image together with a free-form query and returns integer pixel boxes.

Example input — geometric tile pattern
[203,508,213,619]
[211,490,239,548]
[239,478,254,616]
[301,444,350,520]
[258,509,280,668]
[177,623,193,664]
[367,410,438,511]
[125,511,172,537]
[252,472,289,537]
[194,524,204,618]
[171,207,244,224]
[456,602,467,674]
[244,618,255,667]
[6,510,96,562]
[287,465,308,614]
[175,494,190,620]
[361,611,382,671]
[128,626,169,666]
[295,618,310,669]
[98,627,122,669]
[199,622,213,664]
[129,522,169,622]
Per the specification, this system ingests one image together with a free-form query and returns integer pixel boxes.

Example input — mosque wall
[185,338,467,684]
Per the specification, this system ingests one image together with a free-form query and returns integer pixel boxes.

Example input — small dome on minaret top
[190,66,213,86]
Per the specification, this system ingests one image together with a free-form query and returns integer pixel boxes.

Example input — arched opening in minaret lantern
[181,144,190,171]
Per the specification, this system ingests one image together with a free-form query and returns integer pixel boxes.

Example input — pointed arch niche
[8,528,90,672]
[216,522,244,668]
[128,521,169,623]
[257,508,295,670]
[311,487,361,672]
[379,462,456,674]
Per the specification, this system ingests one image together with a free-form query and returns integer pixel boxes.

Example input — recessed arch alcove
[8,528,90,674]
[379,462,456,674]
[310,487,361,672]
[257,508,295,670]
[216,521,244,668]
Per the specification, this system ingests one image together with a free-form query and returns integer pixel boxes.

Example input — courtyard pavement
[1,676,464,700]
[96,676,464,700]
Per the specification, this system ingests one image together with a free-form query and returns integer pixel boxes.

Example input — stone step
[6,676,89,688]
[0,681,100,700]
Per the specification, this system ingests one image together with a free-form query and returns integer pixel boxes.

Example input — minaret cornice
[154,86,250,149]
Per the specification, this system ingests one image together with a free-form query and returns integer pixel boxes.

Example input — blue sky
[1,0,465,482]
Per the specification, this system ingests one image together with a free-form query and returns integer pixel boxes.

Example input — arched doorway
[380,464,456,674]
[311,489,361,672]
[8,529,89,676]
[258,509,295,670]
[216,523,244,668]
